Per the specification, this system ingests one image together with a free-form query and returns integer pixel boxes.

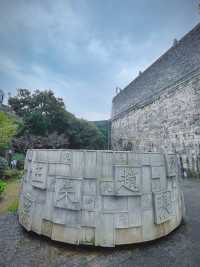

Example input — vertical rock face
[111,23,200,172]
[19,149,184,247]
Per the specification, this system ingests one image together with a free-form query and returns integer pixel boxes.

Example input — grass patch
[7,198,19,213]
[0,178,20,215]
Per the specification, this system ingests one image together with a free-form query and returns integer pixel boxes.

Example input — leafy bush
[12,153,25,170]
[7,199,19,212]
[0,112,18,150]
[187,169,200,179]
[0,179,6,196]
[3,169,22,180]
[0,157,8,175]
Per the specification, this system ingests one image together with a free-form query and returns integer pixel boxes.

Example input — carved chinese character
[166,155,177,177]
[54,178,81,210]
[31,163,48,189]
[114,166,141,195]
[61,151,72,164]
[100,181,114,195]
[154,191,172,224]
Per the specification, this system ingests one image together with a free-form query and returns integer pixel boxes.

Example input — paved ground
[0,179,200,267]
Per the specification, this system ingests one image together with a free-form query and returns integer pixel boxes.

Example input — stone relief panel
[54,178,82,210]
[84,151,97,178]
[100,181,115,196]
[101,152,113,178]
[82,195,96,210]
[114,166,141,195]
[153,191,173,224]
[19,149,184,247]
[152,178,161,193]
[166,154,177,177]
[142,194,152,210]
[41,219,53,237]
[115,212,129,228]
[113,152,127,165]
[83,179,96,195]
[65,210,81,226]
[60,151,72,164]
[19,193,33,231]
[48,163,71,177]
[31,163,48,189]
[82,210,96,227]
[103,196,128,211]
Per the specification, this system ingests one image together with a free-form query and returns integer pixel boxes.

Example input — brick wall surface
[111,24,200,173]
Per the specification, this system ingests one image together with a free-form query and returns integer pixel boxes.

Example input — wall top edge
[27,149,174,156]
[111,67,200,121]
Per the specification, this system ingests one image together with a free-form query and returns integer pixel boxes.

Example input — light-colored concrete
[19,149,185,247]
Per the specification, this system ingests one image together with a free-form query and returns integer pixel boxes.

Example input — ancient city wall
[112,23,200,119]
[111,23,200,173]
[112,70,200,172]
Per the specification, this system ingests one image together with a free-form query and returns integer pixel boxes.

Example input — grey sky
[0,0,199,120]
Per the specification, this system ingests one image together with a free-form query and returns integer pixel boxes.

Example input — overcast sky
[0,0,199,120]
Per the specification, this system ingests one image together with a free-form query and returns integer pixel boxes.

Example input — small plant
[7,199,19,213]
[187,169,200,179]
[0,179,6,196]
[3,169,22,180]
[0,157,8,175]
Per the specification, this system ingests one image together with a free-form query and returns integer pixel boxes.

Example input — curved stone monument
[19,149,185,247]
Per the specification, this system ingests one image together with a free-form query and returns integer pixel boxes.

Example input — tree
[12,132,69,153]
[9,89,66,135]
[9,89,107,151]
[0,112,18,150]
[69,119,105,149]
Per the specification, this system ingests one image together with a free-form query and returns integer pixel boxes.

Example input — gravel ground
[0,179,200,267]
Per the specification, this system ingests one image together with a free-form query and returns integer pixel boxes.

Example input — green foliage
[93,120,111,149]
[3,169,22,180]
[12,153,25,161]
[9,89,107,151]
[0,179,6,196]
[69,119,105,149]
[187,169,200,179]
[0,112,18,149]
[24,112,49,135]
[0,157,8,175]
[12,132,69,152]
[7,199,19,212]
[9,89,66,135]
[12,153,25,170]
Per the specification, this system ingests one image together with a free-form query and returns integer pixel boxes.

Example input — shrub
[16,160,24,170]
[187,169,200,179]
[0,157,8,175]
[0,179,6,196]
[3,169,22,180]
[7,199,19,213]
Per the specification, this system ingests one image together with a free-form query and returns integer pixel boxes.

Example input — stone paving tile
[0,179,200,267]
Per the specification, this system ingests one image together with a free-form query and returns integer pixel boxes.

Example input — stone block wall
[112,23,200,118]
[19,149,184,247]
[112,70,200,173]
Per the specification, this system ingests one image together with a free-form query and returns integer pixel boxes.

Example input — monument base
[19,149,185,247]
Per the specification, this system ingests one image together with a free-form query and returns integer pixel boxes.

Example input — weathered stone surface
[111,24,200,173]
[19,149,185,247]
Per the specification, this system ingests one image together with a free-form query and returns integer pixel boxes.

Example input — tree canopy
[9,89,106,151]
